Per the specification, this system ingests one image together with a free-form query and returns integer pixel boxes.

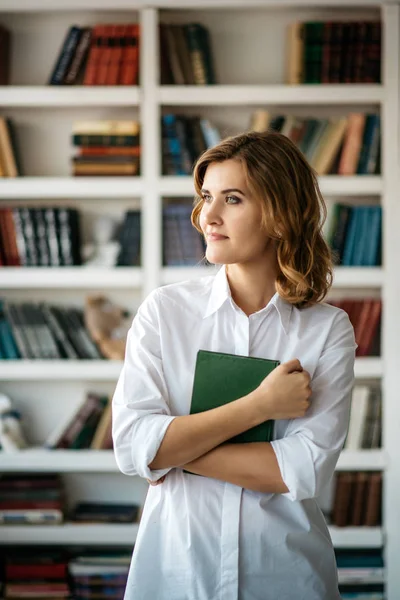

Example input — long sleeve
[270,311,357,502]
[112,289,176,482]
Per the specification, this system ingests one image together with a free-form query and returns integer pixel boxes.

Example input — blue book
[357,115,380,174]
[352,206,369,266]
[0,301,20,359]
[341,207,360,266]
[48,26,82,85]
[364,206,382,266]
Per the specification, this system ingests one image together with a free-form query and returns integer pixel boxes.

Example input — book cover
[190,350,279,444]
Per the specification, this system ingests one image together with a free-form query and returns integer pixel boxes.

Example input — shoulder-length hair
[191,130,333,308]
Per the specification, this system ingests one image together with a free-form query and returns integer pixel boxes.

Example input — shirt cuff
[270,434,316,502]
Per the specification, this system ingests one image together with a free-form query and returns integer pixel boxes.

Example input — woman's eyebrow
[201,188,245,195]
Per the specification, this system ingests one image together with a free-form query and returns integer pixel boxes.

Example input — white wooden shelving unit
[0,0,398,596]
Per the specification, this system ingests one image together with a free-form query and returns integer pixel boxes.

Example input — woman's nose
[203,200,222,224]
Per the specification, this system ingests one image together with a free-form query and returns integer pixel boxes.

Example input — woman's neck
[225,261,278,317]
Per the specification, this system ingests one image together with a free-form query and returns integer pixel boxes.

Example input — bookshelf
[0,0,398,596]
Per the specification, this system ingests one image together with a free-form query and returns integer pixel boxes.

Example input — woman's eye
[202,194,212,203]
[226,195,240,204]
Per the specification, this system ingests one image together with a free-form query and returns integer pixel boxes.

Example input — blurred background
[0,1,397,599]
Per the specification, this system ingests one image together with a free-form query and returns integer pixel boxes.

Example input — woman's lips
[208,234,228,241]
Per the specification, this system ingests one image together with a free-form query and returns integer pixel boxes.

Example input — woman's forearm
[183,442,289,494]
[148,391,268,471]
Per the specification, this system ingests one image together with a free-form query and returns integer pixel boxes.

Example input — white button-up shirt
[112,265,357,600]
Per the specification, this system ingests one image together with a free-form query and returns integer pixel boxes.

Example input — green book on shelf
[190,349,280,444]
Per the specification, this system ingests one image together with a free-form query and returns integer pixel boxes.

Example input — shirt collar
[203,265,292,335]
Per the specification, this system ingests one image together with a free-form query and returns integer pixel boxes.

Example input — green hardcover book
[190,349,280,444]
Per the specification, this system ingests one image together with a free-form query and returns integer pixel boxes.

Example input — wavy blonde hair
[191,130,333,308]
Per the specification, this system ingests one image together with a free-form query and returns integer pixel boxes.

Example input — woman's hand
[146,475,166,486]
[252,358,312,421]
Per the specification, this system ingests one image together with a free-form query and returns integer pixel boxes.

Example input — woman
[112,131,357,600]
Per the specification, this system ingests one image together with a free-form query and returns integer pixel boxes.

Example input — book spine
[63,27,92,85]
[48,25,82,85]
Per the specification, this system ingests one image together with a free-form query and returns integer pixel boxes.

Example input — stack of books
[69,551,131,600]
[44,392,112,450]
[344,384,381,450]
[2,549,70,599]
[249,112,380,176]
[48,23,139,85]
[0,300,103,360]
[328,298,382,358]
[0,206,82,267]
[331,471,382,527]
[286,20,381,84]
[71,120,140,176]
[69,502,140,523]
[162,114,220,175]
[0,117,22,177]
[326,204,382,267]
[0,473,64,525]
[337,549,384,599]
[163,202,206,266]
[159,22,216,85]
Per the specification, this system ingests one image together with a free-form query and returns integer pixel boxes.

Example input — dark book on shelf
[70,502,140,523]
[48,25,82,85]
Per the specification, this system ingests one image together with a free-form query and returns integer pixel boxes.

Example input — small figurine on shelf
[84,296,131,361]
[0,393,29,451]
[82,214,120,268]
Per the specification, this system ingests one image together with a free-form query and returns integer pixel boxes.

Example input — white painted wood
[328,526,384,549]
[0,524,139,545]
[159,176,383,197]
[0,177,144,198]
[0,86,140,107]
[0,268,143,289]
[0,361,123,381]
[337,450,388,471]
[159,85,384,106]
[381,5,400,598]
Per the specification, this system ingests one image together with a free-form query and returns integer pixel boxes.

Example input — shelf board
[0,523,382,547]
[0,360,123,381]
[354,357,383,379]
[0,267,143,289]
[0,523,139,545]
[337,450,387,471]
[0,177,144,199]
[0,449,118,472]
[159,175,382,197]
[328,526,384,548]
[0,86,140,107]
[159,84,384,106]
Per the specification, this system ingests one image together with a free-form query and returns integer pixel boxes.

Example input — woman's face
[199,159,272,266]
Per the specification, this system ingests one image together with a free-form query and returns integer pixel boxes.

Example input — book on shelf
[0,117,22,177]
[331,471,382,527]
[249,112,380,176]
[329,298,382,358]
[162,113,220,176]
[325,204,382,267]
[344,384,381,450]
[336,549,384,598]
[0,24,11,85]
[163,202,207,266]
[286,20,381,84]
[69,501,140,523]
[48,23,139,86]
[159,22,216,85]
[0,206,82,268]
[0,300,104,360]
[72,120,140,176]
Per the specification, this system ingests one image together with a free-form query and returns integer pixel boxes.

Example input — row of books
[331,471,382,528]
[1,548,132,600]
[163,203,206,266]
[344,385,381,451]
[162,114,220,176]
[160,22,216,85]
[287,20,381,84]
[251,112,380,176]
[326,204,382,267]
[329,299,381,358]
[0,300,104,360]
[0,117,21,177]
[336,549,384,599]
[72,120,140,176]
[44,392,113,451]
[0,207,82,267]
[49,24,139,86]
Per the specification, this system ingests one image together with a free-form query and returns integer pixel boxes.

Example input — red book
[96,24,114,85]
[79,146,140,156]
[358,299,382,357]
[83,25,105,85]
[119,24,139,85]
[0,500,62,510]
[106,24,126,85]
[6,563,68,580]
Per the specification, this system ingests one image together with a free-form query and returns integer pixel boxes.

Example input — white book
[344,385,371,450]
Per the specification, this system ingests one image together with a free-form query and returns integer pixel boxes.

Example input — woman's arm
[183,442,289,494]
